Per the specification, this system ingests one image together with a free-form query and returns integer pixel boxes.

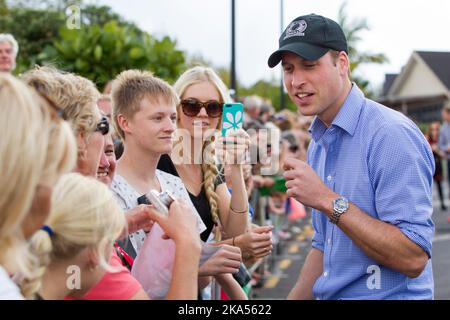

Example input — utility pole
[230,0,237,99]
[280,0,285,109]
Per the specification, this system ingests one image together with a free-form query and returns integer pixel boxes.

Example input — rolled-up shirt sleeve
[311,212,326,252]
[368,122,435,258]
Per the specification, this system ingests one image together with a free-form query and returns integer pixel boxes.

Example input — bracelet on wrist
[230,205,248,214]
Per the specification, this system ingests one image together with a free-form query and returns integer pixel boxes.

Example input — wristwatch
[329,197,349,224]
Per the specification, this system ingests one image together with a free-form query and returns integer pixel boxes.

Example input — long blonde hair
[0,74,50,283]
[24,173,126,298]
[173,66,231,240]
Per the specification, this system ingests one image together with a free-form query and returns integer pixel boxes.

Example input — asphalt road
[251,181,450,300]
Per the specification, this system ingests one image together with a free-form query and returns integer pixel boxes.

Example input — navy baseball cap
[268,14,348,68]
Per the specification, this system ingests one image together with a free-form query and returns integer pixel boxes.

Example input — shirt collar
[308,84,364,142]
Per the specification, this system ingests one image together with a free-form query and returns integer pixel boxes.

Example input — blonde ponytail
[20,230,52,299]
[202,139,222,241]
[22,173,126,299]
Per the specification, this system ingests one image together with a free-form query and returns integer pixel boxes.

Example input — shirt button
[327,238,331,244]
[323,271,328,277]
[327,175,332,182]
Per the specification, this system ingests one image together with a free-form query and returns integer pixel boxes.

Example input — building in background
[378,51,450,123]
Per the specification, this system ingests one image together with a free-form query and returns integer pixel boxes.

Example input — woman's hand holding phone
[216,129,250,166]
[217,102,250,166]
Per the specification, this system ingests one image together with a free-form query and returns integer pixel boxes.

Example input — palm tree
[338,1,388,98]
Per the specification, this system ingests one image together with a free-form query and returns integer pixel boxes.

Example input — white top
[111,169,206,255]
[0,265,24,300]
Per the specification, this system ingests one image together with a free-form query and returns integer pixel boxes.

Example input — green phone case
[221,102,244,137]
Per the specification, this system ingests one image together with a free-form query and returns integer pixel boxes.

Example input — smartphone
[221,102,244,137]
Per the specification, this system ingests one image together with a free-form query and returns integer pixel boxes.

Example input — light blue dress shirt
[308,84,435,300]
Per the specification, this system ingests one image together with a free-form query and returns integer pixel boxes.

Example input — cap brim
[267,42,329,68]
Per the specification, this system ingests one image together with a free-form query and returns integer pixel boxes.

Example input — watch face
[334,198,349,213]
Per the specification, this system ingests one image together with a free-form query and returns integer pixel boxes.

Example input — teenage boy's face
[127,96,177,155]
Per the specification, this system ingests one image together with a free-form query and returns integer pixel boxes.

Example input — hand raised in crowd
[283,158,337,212]
[147,199,201,249]
[216,129,251,166]
[242,163,252,180]
[234,226,273,259]
[199,244,242,276]
[119,204,155,239]
[252,175,275,188]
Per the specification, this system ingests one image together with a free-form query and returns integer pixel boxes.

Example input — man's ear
[117,114,131,136]
[338,51,350,77]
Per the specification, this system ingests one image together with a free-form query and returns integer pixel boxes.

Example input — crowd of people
[0,35,308,300]
[0,12,444,300]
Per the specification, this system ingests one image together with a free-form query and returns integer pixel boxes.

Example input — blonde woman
[22,66,106,177]
[21,96,77,241]
[0,74,76,299]
[157,66,259,298]
[158,66,250,243]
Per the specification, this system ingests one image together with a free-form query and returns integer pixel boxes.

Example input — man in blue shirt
[268,14,435,299]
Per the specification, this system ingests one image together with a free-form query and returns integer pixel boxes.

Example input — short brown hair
[329,50,352,77]
[111,70,179,141]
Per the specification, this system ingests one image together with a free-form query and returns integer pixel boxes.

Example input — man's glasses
[180,98,222,118]
[95,116,109,135]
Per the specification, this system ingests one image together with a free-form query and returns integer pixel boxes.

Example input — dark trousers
[447,160,450,198]
[436,180,445,208]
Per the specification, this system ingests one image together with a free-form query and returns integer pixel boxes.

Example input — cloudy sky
[90,0,450,94]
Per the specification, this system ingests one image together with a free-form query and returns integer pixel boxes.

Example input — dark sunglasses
[95,116,110,135]
[180,98,222,118]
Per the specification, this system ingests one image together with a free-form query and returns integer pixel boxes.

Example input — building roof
[417,51,450,90]
[382,73,398,96]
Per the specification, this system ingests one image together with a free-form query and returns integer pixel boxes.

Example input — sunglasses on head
[95,116,110,135]
[180,98,222,118]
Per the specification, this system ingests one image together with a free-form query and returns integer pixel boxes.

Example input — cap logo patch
[284,20,307,39]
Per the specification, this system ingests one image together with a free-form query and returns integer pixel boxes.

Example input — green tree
[1,0,186,88]
[0,3,65,74]
[239,79,296,111]
[39,21,185,90]
[338,1,388,97]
